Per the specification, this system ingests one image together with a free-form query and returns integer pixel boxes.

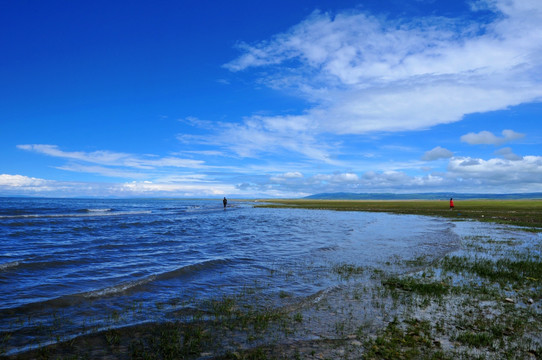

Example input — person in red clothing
[450,197,454,210]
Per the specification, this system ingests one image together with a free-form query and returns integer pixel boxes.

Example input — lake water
[0,197,462,355]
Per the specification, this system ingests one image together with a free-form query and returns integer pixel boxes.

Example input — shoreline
[255,199,542,229]
[4,202,541,359]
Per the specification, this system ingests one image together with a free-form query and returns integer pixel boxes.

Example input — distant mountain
[304,192,542,200]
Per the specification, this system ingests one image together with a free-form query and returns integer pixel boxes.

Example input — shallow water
[0,198,461,354]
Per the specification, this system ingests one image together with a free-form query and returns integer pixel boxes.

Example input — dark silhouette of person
[223,197,227,209]
[450,198,454,210]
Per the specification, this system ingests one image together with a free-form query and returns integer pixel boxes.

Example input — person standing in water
[223,197,228,209]
[450,197,454,210]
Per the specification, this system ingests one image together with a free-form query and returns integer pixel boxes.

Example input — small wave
[0,259,90,278]
[316,245,340,252]
[78,208,113,213]
[79,259,232,299]
[0,210,152,219]
[0,260,20,271]
[156,258,232,281]
[80,276,157,298]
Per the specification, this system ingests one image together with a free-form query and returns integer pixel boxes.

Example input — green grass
[332,262,365,280]
[255,199,542,228]
[455,331,495,348]
[362,318,450,360]
[383,277,450,297]
[440,253,542,287]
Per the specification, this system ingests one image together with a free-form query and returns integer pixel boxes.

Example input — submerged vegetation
[6,200,542,359]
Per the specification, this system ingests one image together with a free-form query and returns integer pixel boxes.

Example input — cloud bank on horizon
[1,0,541,198]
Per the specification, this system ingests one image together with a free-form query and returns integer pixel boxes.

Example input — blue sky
[1,0,541,198]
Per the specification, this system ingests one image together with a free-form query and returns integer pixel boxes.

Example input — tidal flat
[4,200,541,359]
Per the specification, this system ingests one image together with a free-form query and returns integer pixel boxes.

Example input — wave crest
[80,258,232,299]
[0,261,20,271]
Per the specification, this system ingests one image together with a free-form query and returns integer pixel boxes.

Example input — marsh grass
[104,329,120,346]
[383,277,450,297]
[256,199,542,228]
[332,263,365,280]
[362,318,447,360]
[454,331,495,348]
[441,252,542,287]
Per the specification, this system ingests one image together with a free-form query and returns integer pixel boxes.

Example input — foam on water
[0,260,20,271]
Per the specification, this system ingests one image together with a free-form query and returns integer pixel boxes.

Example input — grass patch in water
[454,331,495,348]
[332,262,365,280]
[362,318,450,360]
[441,253,542,287]
[383,277,450,297]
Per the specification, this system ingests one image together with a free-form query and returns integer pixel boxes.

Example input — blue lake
[0,197,462,354]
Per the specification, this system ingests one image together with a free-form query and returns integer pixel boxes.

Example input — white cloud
[422,146,454,161]
[0,173,242,198]
[118,181,236,196]
[4,149,542,197]
[312,172,360,183]
[460,129,525,145]
[237,151,542,195]
[0,174,78,196]
[270,171,304,182]
[224,0,542,143]
[360,171,448,191]
[283,171,303,178]
[495,147,523,161]
[448,156,542,187]
[0,174,47,187]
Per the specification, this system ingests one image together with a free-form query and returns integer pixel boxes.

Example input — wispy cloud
[17,144,129,166]
[55,164,148,179]
[222,0,542,157]
[179,115,339,164]
[17,144,206,176]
